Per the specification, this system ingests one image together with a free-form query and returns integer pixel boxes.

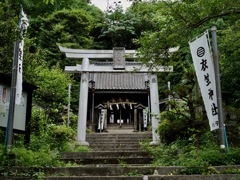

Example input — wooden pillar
[138,110,142,132]
[91,90,94,124]
[133,108,138,132]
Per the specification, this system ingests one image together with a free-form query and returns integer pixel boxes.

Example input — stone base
[76,141,89,146]
[150,140,160,145]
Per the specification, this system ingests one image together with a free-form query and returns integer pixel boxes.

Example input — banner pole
[5,5,29,151]
[211,26,225,149]
[6,40,19,150]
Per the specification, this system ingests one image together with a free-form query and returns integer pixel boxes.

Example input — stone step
[11,166,155,177]
[89,142,140,145]
[87,136,149,140]
[87,140,145,144]
[44,175,240,180]
[87,132,151,137]
[61,157,153,165]
[86,139,149,142]
[87,136,150,140]
[87,139,149,143]
[61,152,151,158]
[90,148,142,152]
[107,127,134,130]
[43,166,157,176]
[87,132,151,135]
[86,136,151,142]
[10,166,240,179]
[5,175,240,180]
[107,125,134,128]
[89,144,141,150]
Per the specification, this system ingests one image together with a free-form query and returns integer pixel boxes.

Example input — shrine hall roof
[89,73,148,90]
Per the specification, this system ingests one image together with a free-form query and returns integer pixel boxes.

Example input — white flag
[189,32,219,131]
[16,8,29,105]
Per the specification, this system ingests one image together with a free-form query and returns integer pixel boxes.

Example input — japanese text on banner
[189,32,219,131]
[15,8,29,105]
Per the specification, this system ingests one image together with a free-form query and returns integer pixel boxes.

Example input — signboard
[189,32,219,131]
[0,85,27,131]
[113,47,126,69]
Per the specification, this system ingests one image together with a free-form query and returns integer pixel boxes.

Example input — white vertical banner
[15,8,29,105]
[143,110,147,128]
[16,40,24,105]
[98,109,106,130]
[189,32,219,131]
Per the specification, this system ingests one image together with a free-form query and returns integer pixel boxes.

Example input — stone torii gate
[59,46,173,146]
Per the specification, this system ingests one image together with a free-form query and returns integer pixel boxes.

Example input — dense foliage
[140,137,240,175]
[128,0,240,144]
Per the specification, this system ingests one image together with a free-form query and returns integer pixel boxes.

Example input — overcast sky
[91,0,132,11]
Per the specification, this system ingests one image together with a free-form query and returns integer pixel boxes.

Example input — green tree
[30,62,72,123]
[99,2,142,49]
[0,1,19,74]
[22,0,104,66]
[134,0,240,143]
[218,20,240,108]
[38,9,94,66]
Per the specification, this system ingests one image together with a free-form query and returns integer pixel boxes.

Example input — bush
[47,124,75,151]
[11,146,61,167]
[226,148,240,164]
[141,138,240,168]
[177,166,220,175]
[0,145,62,167]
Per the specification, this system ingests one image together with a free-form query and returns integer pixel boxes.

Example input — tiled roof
[89,73,148,90]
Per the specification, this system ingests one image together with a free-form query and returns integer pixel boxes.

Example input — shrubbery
[0,105,89,168]
[141,137,240,168]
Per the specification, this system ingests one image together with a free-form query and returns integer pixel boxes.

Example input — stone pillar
[77,58,89,146]
[149,74,160,145]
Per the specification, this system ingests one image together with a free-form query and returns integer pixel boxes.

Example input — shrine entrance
[105,102,148,132]
[93,94,149,132]
[106,101,134,125]
[88,72,150,132]
[59,46,173,145]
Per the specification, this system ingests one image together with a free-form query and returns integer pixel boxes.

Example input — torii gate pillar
[77,58,89,146]
[149,74,160,145]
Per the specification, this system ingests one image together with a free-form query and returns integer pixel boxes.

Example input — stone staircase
[60,132,153,165]
[43,132,240,180]
[6,132,240,179]
[45,132,157,179]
